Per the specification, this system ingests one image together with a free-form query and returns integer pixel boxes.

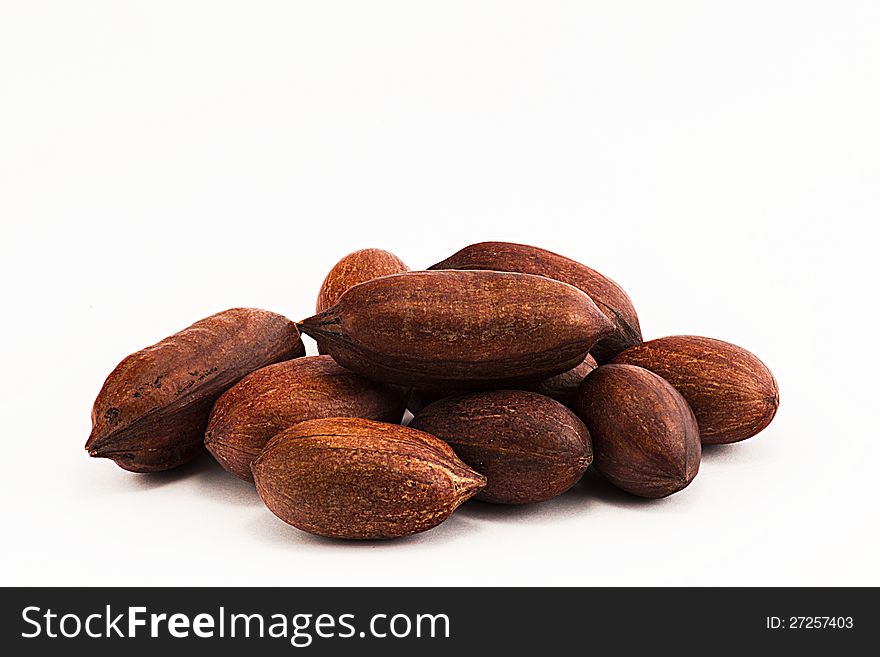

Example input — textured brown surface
[611,336,779,444]
[297,270,613,389]
[316,248,409,313]
[315,249,409,355]
[573,364,701,498]
[407,354,598,413]
[524,354,598,406]
[252,417,486,539]
[205,355,409,481]
[429,241,641,362]
[86,308,305,472]
[410,390,593,504]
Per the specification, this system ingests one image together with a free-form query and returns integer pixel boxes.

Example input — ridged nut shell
[611,336,779,444]
[86,308,305,472]
[315,249,409,355]
[251,418,486,539]
[429,241,641,362]
[297,270,614,389]
[407,354,597,413]
[410,390,593,504]
[205,355,409,481]
[573,364,701,498]
[316,248,409,313]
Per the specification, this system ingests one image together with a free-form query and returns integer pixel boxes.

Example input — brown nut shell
[525,354,598,406]
[407,354,597,413]
[611,336,779,444]
[573,364,701,498]
[429,241,641,362]
[86,308,305,472]
[297,270,613,389]
[315,249,409,355]
[251,417,486,539]
[205,355,409,481]
[316,248,409,313]
[410,390,593,504]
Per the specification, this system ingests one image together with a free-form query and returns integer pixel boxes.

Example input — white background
[1,1,878,586]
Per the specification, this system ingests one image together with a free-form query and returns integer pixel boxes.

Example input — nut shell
[611,336,779,444]
[86,308,305,472]
[252,418,486,539]
[525,354,598,406]
[573,364,701,498]
[410,390,593,504]
[205,355,409,481]
[298,270,613,389]
[407,354,597,413]
[315,249,409,355]
[316,248,409,313]
[429,241,641,362]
